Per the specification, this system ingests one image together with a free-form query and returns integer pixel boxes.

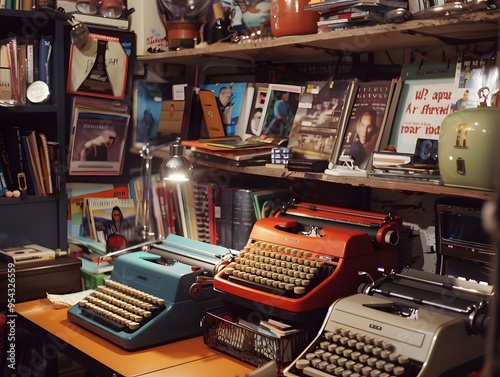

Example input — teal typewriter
[67,234,235,350]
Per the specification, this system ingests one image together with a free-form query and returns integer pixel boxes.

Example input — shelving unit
[192,160,495,201]
[0,9,68,250]
[136,10,499,203]
[137,10,500,65]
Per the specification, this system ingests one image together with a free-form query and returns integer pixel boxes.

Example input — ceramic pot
[438,107,500,191]
[270,0,319,37]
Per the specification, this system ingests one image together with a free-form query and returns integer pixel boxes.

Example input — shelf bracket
[402,29,498,45]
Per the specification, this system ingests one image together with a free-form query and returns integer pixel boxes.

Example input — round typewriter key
[318,360,329,370]
[320,341,330,350]
[345,360,356,370]
[295,359,309,369]
[375,360,386,370]
[322,351,333,360]
[335,366,345,375]
[393,366,405,376]
[383,363,395,373]
[361,366,372,375]
[398,355,409,365]
[358,354,369,363]
[351,351,361,361]
[315,349,326,357]
[294,286,305,294]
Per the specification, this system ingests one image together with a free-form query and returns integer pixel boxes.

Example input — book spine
[21,135,42,196]
[232,188,256,251]
[219,187,235,249]
[26,40,34,84]
[38,35,52,86]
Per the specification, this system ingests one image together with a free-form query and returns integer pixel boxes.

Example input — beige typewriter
[284,267,492,377]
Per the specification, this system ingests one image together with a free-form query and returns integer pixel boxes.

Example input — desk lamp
[137,138,193,242]
[99,138,192,263]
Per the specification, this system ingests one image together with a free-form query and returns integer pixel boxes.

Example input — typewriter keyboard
[287,326,422,377]
[221,241,335,297]
[77,280,166,332]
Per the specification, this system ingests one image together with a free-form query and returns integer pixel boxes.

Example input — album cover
[67,33,129,100]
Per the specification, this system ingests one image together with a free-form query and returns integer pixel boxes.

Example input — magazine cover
[199,82,248,136]
[87,197,139,250]
[389,61,458,154]
[68,108,130,176]
[336,80,393,169]
[256,83,303,139]
[454,49,499,109]
[67,33,130,100]
[288,80,357,159]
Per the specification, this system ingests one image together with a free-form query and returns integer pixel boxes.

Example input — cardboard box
[158,100,185,135]
[128,0,167,55]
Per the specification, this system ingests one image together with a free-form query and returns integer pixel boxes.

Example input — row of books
[186,47,499,180]
[0,0,35,10]
[66,171,293,255]
[0,35,52,106]
[0,127,59,196]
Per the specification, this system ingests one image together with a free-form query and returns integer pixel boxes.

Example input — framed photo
[256,83,303,139]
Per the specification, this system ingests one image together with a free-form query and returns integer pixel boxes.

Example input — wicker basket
[201,307,310,373]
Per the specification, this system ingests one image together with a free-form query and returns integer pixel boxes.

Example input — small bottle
[209,2,231,44]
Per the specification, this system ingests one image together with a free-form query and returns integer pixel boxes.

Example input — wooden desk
[15,299,255,377]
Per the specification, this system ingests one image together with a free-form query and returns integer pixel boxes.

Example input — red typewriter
[213,201,402,322]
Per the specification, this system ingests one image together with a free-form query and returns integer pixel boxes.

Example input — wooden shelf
[193,160,495,201]
[134,10,499,202]
[137,10,500,65]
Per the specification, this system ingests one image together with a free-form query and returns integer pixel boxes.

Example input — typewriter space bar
[228,276,287,296]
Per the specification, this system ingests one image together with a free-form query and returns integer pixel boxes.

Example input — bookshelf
[0,9,68,250]
[136,10,500,65]
[136,10,499,202]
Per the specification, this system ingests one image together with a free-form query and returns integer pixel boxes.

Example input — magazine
[67,32,130,100]
[335,80,393,170]
[86,197,139,251]
[288,80,357,160]
[68,108,130,176]
[199,82,248,136]
[454,49,499,108]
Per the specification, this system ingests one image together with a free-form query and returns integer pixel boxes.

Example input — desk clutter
[63,199,494,376]
[58,197,484,377]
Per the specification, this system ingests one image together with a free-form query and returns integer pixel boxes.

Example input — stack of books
[184,138,277,167]
[305,0,408,31]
